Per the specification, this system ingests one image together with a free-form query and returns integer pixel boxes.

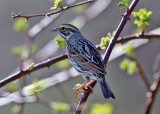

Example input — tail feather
[95,77,115,99]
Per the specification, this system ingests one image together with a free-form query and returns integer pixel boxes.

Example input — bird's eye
[61,27,65,31]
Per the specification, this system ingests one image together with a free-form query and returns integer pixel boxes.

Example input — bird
[52,24,115,99]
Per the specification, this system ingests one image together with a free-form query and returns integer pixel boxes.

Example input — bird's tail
[95,76,115,99]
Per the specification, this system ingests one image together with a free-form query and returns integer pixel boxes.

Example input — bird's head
[52,24,79,41]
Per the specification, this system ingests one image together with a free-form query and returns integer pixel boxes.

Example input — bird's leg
[85,80,96,93]
[74,82,88,100]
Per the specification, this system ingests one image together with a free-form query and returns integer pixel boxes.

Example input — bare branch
[0,54,68,88]
[144,70,160,114]
[12,0,94,19]
[129,57,151,90]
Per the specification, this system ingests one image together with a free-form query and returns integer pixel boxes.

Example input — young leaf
[56,59,70,70]
[100,37,110,49]
[54,37,66,48]
[90,103,113,114]
[127,61,137,75]
[13,18,28,32]
[52,102,68,112]
[132,8,152,32]
[124,43,134,57]
[117,0,128,9]
[50,0,63,11]
[27,80,47,95]
[12,46,24,57]
[119,58,130,70]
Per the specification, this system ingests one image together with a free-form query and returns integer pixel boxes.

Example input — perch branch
[74,0,139,113]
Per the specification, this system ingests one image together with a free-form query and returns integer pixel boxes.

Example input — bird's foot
[74,80,96,100]
[74,82,88,100]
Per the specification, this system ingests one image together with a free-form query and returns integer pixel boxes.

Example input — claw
[74,80,96,100]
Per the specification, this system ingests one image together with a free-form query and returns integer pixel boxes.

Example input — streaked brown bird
[53,24,115,99]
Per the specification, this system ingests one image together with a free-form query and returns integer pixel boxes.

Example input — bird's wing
[68,39,106,75]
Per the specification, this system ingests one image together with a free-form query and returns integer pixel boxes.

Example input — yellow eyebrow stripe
[58,25,67,29]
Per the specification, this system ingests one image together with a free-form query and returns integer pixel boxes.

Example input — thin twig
[144,70,160,114]
[12,0,94,19]
[116,33,160,43]
[129,57,151,90]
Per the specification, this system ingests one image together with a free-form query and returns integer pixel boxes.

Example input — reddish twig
[12,0,94,19]
[116,33,160,44]
[129,57,151,90]
[144,70,160,114]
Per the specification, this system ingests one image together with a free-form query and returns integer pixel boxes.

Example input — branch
[144,70,160,114]
[129,57,151,90]
[103,0,139,65]
[74,81,97,114]
[1,33,160,88]
[12,0,94,19]
[74,0,139,113]
[116,33,160,43]
[0,54,68,88]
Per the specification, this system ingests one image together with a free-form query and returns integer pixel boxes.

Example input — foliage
[6,82,19,92]
[54,37,66,48]
[100,37,110,49]
[117,0,129,9]
[124,43,134,57]
[13,18,28,32]
[11,105,21,114]
[50,0,63,11]
[119,58,137,75]
[27,79,47,95]
[90,103,113,114]
[12,43,37,59]
[132,8,152,32]
[56,59,70,70]
[52,102,68,113]
[119,44,137,75]
[12,46,24,57]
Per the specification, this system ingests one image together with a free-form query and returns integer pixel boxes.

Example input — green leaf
[27,80,47,95]
[90,103,113,114]
[56,59,70,70]
[127,61,137,75]
[54,37,66,48]
[132,8,152,32]
[12,46,24,57]
[6,82,19,92]
[13,18,28,32]
[119,58,130,70]
[100,37,110,48]
[124,43,134,57]
[29,43,37,54]
[11,105,20,114]
[52,102,68,112]
[117,3,127,9]
[117,0,128,9]
[50,0,63,11]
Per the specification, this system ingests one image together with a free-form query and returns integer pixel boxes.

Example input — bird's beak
[51,28,58,32]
